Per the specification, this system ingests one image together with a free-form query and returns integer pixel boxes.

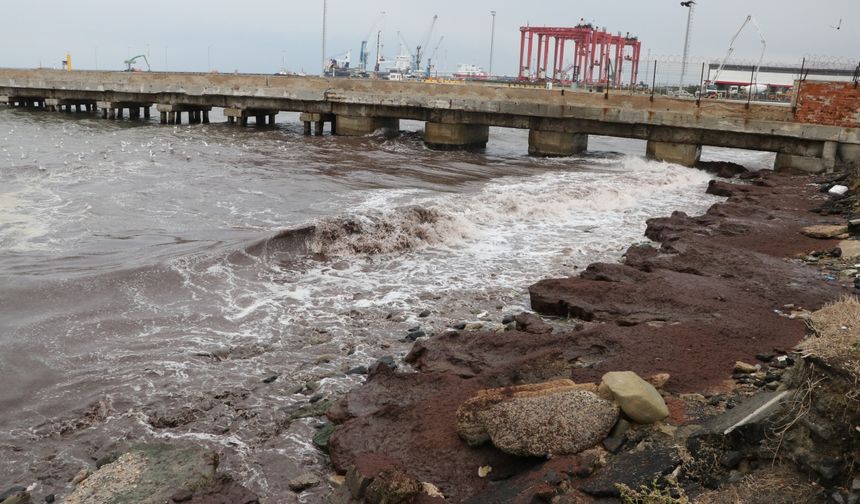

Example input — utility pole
[679,0,696,91]
[489,11,497,76]
[322,0,328,75]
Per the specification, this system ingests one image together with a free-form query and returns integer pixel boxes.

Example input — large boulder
[64,444,258,504]
[599,371,669,424]
[456,380,618,457]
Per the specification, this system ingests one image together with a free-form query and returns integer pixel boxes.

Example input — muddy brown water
[0,106,775,501]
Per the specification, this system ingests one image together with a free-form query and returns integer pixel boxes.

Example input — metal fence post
[650,60,657,101]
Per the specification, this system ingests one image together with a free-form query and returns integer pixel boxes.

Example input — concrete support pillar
[773,153,825,174]
[837,143,860,170]
[240,115,248,127]
[255,114,264,127]
[227,116,235,124]
[303,121,311,135]
[175,111,182,125]
[144,106,150,119]
[160,111,167,124]
[335,115,399,136]
[646,140,702,167]
[202,110,209,123]
[424,122,490,150]
[314,121,324,136]
[103,108,108,119]
[268,114,276,126]
[118,108,125,119]
[528,130,588,157]
[108,108,116,119]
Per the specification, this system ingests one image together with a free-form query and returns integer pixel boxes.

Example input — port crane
[414,14,438,73]
[705,15,767,94]
[424,36,444,77]
[124,54,151,72]
[359,11,386,72]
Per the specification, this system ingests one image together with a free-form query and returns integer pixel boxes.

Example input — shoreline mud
[322,168,856,503]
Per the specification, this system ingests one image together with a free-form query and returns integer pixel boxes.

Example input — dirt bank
[325,170,850,503]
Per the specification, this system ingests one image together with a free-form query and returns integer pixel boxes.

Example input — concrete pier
[299,112,335,136]
[645,140,702,167]
[528,130,588,157]
[98,101,152,120]
[157,104,211,125]
[0,69,858,171]
[335,115,399,136]
[424,122,489,150]
[225,108,276,127]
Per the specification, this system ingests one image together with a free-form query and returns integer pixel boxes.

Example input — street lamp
[679,0,696,91]
[489,11,497,77]
[322,0,328,75]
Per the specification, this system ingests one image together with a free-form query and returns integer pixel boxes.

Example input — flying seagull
[830,18,842,30]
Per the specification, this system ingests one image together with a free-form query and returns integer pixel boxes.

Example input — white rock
[600,371,669,424]
[829,185,849,196]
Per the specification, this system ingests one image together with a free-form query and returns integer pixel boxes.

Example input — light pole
[489,11,497,77]
[679,0,696,91]
[322,0,328,75]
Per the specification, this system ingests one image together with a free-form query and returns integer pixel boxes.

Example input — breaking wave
[253,156,717,262]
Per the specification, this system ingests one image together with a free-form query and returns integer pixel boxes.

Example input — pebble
[755,352,775,362]
[0,487,26,501]
[476,311,490,320]
[171,489,194,502]
[288,472,322,492]
[453,322,467,330]
[374,355,396,371]
[45,495,55,503]
[543,469,562,485]
[262,374,278,384]
[404,330,426,342]
[345,365,368,375]
[733,361,758,374]
[408,325,421,333]
[418,310,431,318]
[602,437,625,454]
[71,468,90,485]
[464,322,483,331]
[501,314,516,325]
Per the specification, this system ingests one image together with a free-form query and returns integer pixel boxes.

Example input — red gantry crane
[518,21,641,87]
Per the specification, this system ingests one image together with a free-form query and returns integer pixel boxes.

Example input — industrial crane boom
[124,54,151,72]
[708,15,767,91]
[360,11,386,71]
[424,36,445,76]
[414,15,438,73]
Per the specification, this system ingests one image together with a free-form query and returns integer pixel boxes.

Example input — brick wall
[795,81,860,127]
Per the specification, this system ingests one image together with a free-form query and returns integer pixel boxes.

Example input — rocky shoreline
[321,168,859,503]
[4,166,859,504]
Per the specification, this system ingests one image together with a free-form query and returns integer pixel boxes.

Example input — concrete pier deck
[1,69,858,171]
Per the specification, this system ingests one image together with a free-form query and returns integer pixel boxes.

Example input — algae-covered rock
[64,443,256,504]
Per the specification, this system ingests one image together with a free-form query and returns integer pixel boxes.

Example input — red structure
[518,24,642,87]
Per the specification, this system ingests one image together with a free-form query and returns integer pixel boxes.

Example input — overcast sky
[2,0,858,75]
